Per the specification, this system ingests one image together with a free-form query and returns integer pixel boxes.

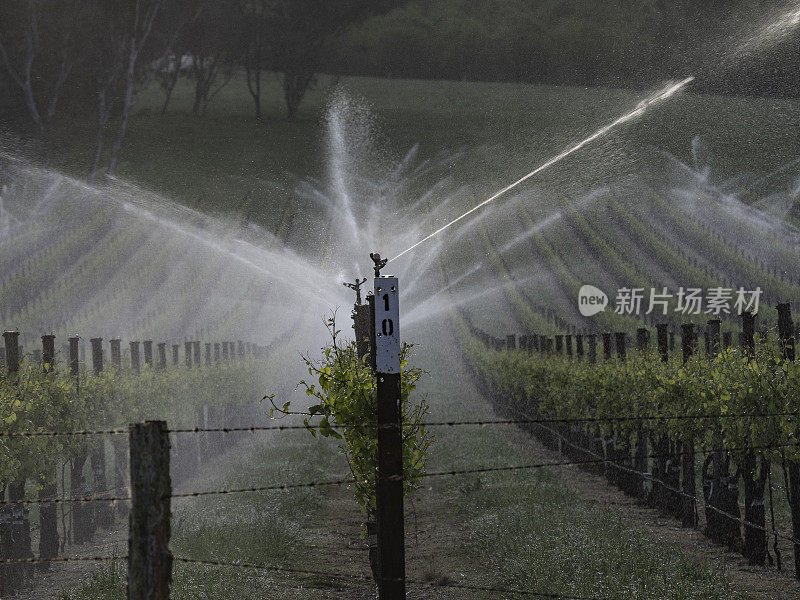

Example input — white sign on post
[374,276,400,374]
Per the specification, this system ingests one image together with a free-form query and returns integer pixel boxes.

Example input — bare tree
[186,1,245,117]
[0,0,80,133]
[244,0,268,122]
[157,55,183,116]
[107,0,167,175]
[87,0,199,180]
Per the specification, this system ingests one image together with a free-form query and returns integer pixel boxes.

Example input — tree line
[329,0,800,94]
[1,0,797,179]
[0,0,397,179]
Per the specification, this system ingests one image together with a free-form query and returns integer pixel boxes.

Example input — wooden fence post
[157,343,167,370]
[91,338,113,528]
[636,327,649,352]
[69,336,94,543]
[3,331,32,590]
[110,339,122,368]
[565,334,573,357]
[205,343,211,366]
[587,334,597,364]
[3,331,19,375]
[633,328,649,498]
[575,334,584,358]
[214,343,220,363]
[656,324,668,362]
[39,335,59,567]
[707,320,721,358]
[601,332,611,360]
[615,332,626,361]
[171,344,179,367]
[143,341,153,369]
[222,342,229,361]
[184,342,192,368]
[193,342,201,366]
[777,303,800,578]
[130,342,140,374]
[777,305,795,361]
[111,340,127,516]
[679,323,698,527]
[127,421,172,600]
[554,335,563,354]
[530,334,539,352]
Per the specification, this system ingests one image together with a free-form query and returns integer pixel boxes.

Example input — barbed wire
[165,409,800,434]
[0,555,126,564]
[169,477,354,499]
[1,409,797,439]
[0,488,130,507]
[0,426,131,438]
[166,441,800,506]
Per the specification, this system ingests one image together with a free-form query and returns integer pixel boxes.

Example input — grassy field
[44,72,800,228]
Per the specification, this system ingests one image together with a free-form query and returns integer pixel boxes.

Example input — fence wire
[1,409,797,439]
[0,555,126,564]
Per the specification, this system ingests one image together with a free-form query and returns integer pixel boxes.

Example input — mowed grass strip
[409,320,752,599]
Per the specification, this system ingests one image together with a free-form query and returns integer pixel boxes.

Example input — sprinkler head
[370,252,388,277]
[342,277,367,304]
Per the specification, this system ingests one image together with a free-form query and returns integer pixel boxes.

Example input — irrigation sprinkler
[370,252,388,277]
[371,253,405,599]
[343,277,367,305]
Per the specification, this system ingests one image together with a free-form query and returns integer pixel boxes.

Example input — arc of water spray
[388,76,695,264]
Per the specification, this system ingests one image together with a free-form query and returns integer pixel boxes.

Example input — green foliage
[468,335,800,461]
[274,315,431,510]
[0,358,265,492]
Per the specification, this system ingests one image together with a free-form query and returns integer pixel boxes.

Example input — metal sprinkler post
[345,278,371,362]
[370,251,405,600]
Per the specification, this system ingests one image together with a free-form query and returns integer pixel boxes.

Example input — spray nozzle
[370,252,388,277]
[342,278,367,304]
